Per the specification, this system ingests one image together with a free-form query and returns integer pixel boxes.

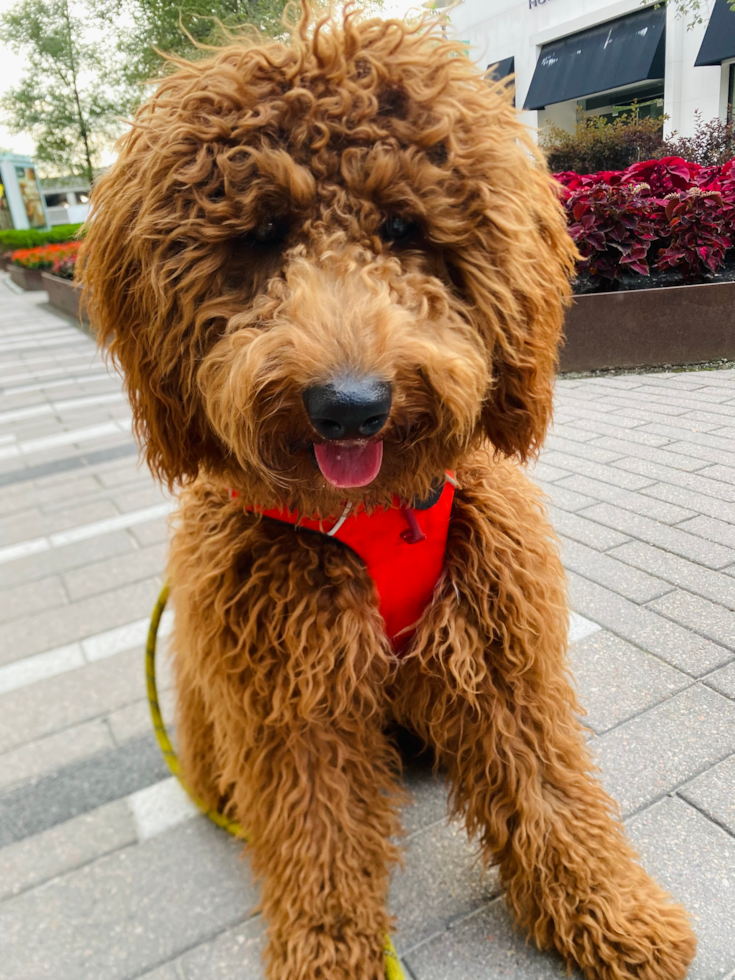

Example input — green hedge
[0,223,84,252]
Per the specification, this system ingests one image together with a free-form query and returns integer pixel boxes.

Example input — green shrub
[539,115,667,174]
[663,111,735,166]
[0,223,84,252]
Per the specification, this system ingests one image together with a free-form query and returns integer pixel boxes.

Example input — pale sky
[0,0,421,163]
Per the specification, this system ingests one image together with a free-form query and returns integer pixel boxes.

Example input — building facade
[0,155,48,231]
[448,0,735,139]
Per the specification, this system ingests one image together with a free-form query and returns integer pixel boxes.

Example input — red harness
[235,481,455,653]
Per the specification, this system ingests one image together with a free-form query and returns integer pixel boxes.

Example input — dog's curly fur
[80,8,696,979]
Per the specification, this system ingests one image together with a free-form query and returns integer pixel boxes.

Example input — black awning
[487,56,514,81]
[524,5,666,110]
[695,0,735,66]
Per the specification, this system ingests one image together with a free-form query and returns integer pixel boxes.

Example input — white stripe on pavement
[0,420,130,461]
[0,335,89,354]
[569,612,602,644]
[0,392,125,425]
[0,609,173,696]
[0,500,174,565]
[3,373,113,395]
[0,644,85,696]
[0,363,99,386]
[127,777,199,841]
[83,610,174,662]
[0,608,597,700]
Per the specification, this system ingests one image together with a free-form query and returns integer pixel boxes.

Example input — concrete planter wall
[41,272,87,323]
[560,280,735,373]
[9,265,44,291]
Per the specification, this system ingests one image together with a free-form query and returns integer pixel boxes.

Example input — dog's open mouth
[313,440,383,488]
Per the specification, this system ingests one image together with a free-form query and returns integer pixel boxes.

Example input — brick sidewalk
[0,272,733,980]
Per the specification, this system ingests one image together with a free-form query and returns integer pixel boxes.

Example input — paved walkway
[0,271,733,980]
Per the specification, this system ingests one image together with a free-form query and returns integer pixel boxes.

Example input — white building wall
[449,0,727,140]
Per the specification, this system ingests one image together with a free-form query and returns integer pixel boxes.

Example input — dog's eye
[248,217,288,247]
[379,216,419,244]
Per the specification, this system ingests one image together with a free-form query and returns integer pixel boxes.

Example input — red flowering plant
[655,189,733,280]
[10,242,80,275]
[620,156,698,194]
[564,180,667,283]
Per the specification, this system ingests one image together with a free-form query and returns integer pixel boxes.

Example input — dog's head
[81,9,575,513]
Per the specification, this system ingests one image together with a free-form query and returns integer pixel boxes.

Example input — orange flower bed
[10,241,80,272]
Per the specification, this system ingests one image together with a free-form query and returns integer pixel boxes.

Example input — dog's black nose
[303,377,392,440]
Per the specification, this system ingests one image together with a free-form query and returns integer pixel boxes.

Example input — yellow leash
[146,583,405,980]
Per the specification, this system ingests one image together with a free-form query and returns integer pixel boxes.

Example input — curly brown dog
[80,9,696,979]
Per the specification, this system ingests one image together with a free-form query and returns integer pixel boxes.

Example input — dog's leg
[169,488,403,980]
[395,460,696,980]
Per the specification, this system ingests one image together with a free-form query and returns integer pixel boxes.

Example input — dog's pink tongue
[314,440,383,488]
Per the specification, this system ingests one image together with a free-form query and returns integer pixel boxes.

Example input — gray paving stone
[108,688,176,746]
[569,631,691,734]
[0,733,169,847]
[562,419,670,446]
[536,451,657,490]
[135,964,181,980]
[576,502,735,568]
[401,764,450,837]
[112,484,171,514]
[568,571,733,676]
[640,480,735,524]
[0,474,100,516]
[544,434,625,463]
[533,479,597,512]
[553,404,644,428]
[0,575,68,623]
[0,718,115,791]
[0,819,258,980]
[559,536,673,603]
[613,456,735,503]
[130,519,171,547]
[593,684,735,817]
[603,390,735,418]
[546,424,598,444]
[526,459,573,483]
[391,819,500,952]
[0,529,135,590]
[647,590,735,651]
[664,439,735,470]
[177,916,265,979]
[0,799,136,901]
[705,661,735,699]
[549,506,630,551]
[679,753,735,837]
[404,899,570,979]
[593,394,691,417]
[63,542,167,601]
[608,541,735,611]
[626,797,735,980]
[676,515,735,550]
[587,435,711,472]
[554,473,696,523]
[0,575,161,665]
[0,646,167,753]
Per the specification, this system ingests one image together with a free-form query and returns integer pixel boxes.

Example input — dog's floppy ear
[79,77,225,488]
[462,138,576,462]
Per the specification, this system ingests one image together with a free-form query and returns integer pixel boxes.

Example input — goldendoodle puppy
[80,9,696,979]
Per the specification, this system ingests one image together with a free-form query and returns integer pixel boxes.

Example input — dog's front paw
[557,875,696,980]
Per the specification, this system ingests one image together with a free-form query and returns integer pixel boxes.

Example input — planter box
[41,272,88,323]
[9,265,44,291]
[560,280,735,373]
